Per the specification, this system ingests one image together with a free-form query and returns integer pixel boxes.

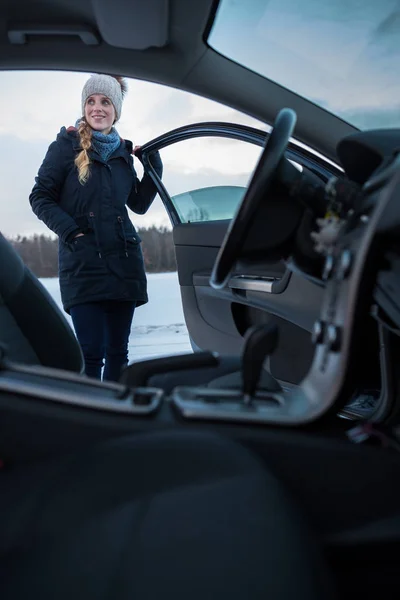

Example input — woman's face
[84,94,116,134]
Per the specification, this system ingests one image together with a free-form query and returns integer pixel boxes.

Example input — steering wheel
[210,108,297,289]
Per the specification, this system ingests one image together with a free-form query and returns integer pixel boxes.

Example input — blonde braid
[75,119,93,184]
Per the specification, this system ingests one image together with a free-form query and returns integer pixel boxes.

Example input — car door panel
[173,220,287,283]
[141,122,338,385]
[173,215,323,383]
[181,270,323,384]
[173,220,228,256]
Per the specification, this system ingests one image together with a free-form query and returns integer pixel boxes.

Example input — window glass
[159,137,262,222]
[209,0,400,130]
[172,186,246,223]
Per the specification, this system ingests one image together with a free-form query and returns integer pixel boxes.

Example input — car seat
[0,232,83,372]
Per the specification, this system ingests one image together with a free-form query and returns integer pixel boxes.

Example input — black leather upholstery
[0,233,83,372]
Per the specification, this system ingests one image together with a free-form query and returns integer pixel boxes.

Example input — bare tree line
[8,226,177,278]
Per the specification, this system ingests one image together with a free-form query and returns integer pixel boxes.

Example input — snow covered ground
[40,273,193,362]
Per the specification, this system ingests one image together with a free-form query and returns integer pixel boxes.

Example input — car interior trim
[229,276,276,294]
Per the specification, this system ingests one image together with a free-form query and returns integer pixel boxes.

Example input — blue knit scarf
[91,127,121,161]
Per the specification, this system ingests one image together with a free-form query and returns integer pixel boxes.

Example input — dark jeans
[70,300,136,381]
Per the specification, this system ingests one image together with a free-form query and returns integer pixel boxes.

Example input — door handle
[229,271,291,294]
[229,276,275,293]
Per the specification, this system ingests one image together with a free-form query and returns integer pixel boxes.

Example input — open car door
[140,122,341,388]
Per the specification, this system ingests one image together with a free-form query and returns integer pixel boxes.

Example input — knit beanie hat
[81,74,127,121]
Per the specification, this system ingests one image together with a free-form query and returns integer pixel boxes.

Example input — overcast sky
[211,0,400,128]
[0,70,265,238]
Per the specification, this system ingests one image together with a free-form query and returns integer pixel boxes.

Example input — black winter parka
[30,126,163,313]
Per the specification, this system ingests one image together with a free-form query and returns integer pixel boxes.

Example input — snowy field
[40,273,193,362]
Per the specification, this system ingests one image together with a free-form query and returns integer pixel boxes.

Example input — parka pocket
[59,233,106,281]
[116,229,142,251]
[115,216,142,245]
[69,229,100,252]
[71,233,92,251]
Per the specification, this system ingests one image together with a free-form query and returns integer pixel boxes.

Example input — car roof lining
[0,0,357,162]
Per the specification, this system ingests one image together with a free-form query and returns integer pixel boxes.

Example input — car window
[158,136,303,224]
[155,137,262,223]
[172,186,245,223]
[209,0,400,130]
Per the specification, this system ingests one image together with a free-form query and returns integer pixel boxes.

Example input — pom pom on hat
[81,74,127,121]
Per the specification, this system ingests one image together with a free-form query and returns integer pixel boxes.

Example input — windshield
[208,0,400,130]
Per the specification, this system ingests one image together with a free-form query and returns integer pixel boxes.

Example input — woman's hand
[132,145,142,155]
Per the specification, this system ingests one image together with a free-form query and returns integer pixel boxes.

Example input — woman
[29,74,163,381]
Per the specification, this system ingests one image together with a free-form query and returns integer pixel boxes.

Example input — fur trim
[112,76,128,98]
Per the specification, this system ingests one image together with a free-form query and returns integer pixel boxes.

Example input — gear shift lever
[242,323,279,405]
